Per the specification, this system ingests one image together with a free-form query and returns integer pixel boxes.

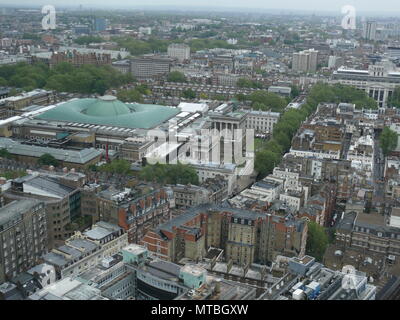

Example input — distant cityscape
[1,3,400,302]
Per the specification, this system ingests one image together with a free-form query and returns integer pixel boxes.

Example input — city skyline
[0,0,400,16]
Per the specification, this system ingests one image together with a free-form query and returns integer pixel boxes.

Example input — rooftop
[0,138,102,164]
[35,97,179,129]
[0,199,41,228]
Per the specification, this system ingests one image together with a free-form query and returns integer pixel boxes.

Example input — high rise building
[363,21,377,41]
[4,173,86,249]
[167,43,190,62]
[328,56,344,69]
[93,18,107,32]
[292,49,319,72]
[0,199,48,283]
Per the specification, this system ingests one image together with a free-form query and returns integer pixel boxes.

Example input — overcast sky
[2,0,400,14]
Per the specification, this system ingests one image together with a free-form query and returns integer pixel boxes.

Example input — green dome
[82,96,132,117]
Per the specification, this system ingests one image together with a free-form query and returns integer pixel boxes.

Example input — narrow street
[373,135,385,208]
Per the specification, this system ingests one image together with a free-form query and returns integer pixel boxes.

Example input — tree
[99,159,132,175]
[38,153,59,167]
[0,148,11,159]
[0,77,7,86]
[388,86,400,108]
[237,78,263,89]
[199,92,208,99]
[117,89,143,103]
[307,83,377,110]
[235,93,247,101]
[290,85,300,98]
[135,84,151,95]
[74,36,103,45]
[167,71,186,83]
[237,78,253,88]
[139,162,199,185]
[255,150,281,179]
[0,62,131,95]
[182,88,196,99]
[380,127,398,156]
[306,221,329,262]
[250,91,287,112]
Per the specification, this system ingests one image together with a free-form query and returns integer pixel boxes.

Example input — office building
[244,110,280,133]
[94,18,107,32]
[292,49,319,72]
[0,199,48,283]
[363,21,377,41]
[332,62,400,107]
[167,43,190,62]
[42,221,128,279]
[4,173,85,249]
[130,56,172,80]
[260,255,376,300]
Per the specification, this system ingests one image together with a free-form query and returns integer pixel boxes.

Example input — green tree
[290,85,300,98]
[199,92,208,99]
[182,88,196,99]
[135,84,151,95]
[74,36,103,45]
[380,127,398,156]
[140,162,199,185]
[167,71,186,83]
[255,150,281,179]
[237,78,253,88]
[237,78,263,89]
[388,86,400,108]
[250,91,287,112]
[117,89,143,103]
[306,221,329,262]
[38,153,59,167]
[0,62,131,95]
[99,159,132,175]
[0,148,12,159]
[307,83,377,110]
[0,77,7,86]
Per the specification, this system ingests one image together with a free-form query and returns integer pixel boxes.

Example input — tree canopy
[99,159,132,175]
[140,162,199,185]
[388,86,400,108]
[74,36,104,45]
[167,71,186,83]
[182,88,196,99]
[307,83,377,110]
[117,88,143,103]
[0,148,12,159]
[38,153,59,167]
[237,78,263,89]
[113,37,173,56]
[306,221,329,262]
[0,62,133,94]
[249,91,287,112]
[380,127,398,156]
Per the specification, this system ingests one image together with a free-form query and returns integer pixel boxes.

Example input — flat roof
[0,138,102,164]
[0,199,41,228]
